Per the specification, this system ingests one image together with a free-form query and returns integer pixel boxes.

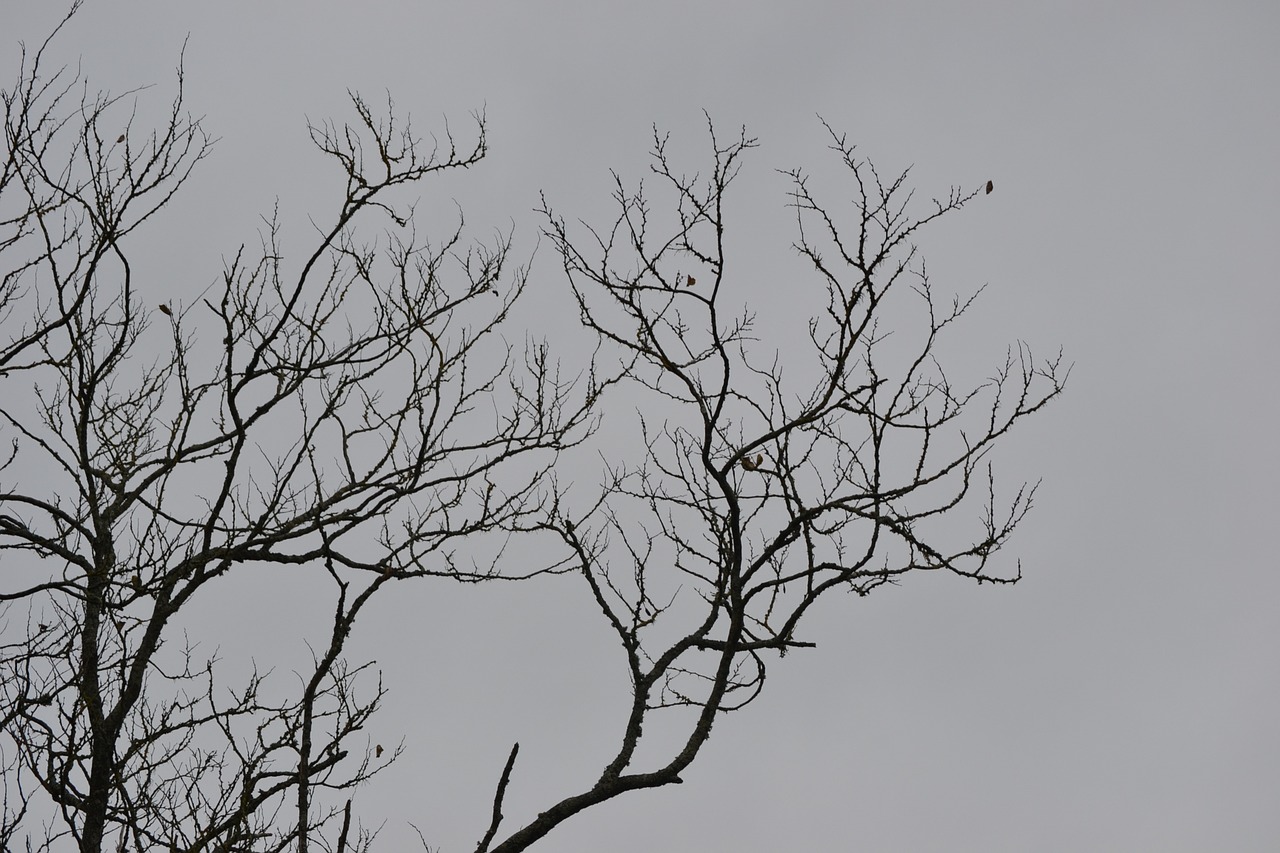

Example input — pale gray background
[3,2,1278,851]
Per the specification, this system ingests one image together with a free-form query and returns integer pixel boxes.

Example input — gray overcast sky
[4,2,1279,851]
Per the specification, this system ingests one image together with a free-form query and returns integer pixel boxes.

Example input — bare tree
[1,7,595,853]
[485,116,1067,852]
[1,9,1066,853]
